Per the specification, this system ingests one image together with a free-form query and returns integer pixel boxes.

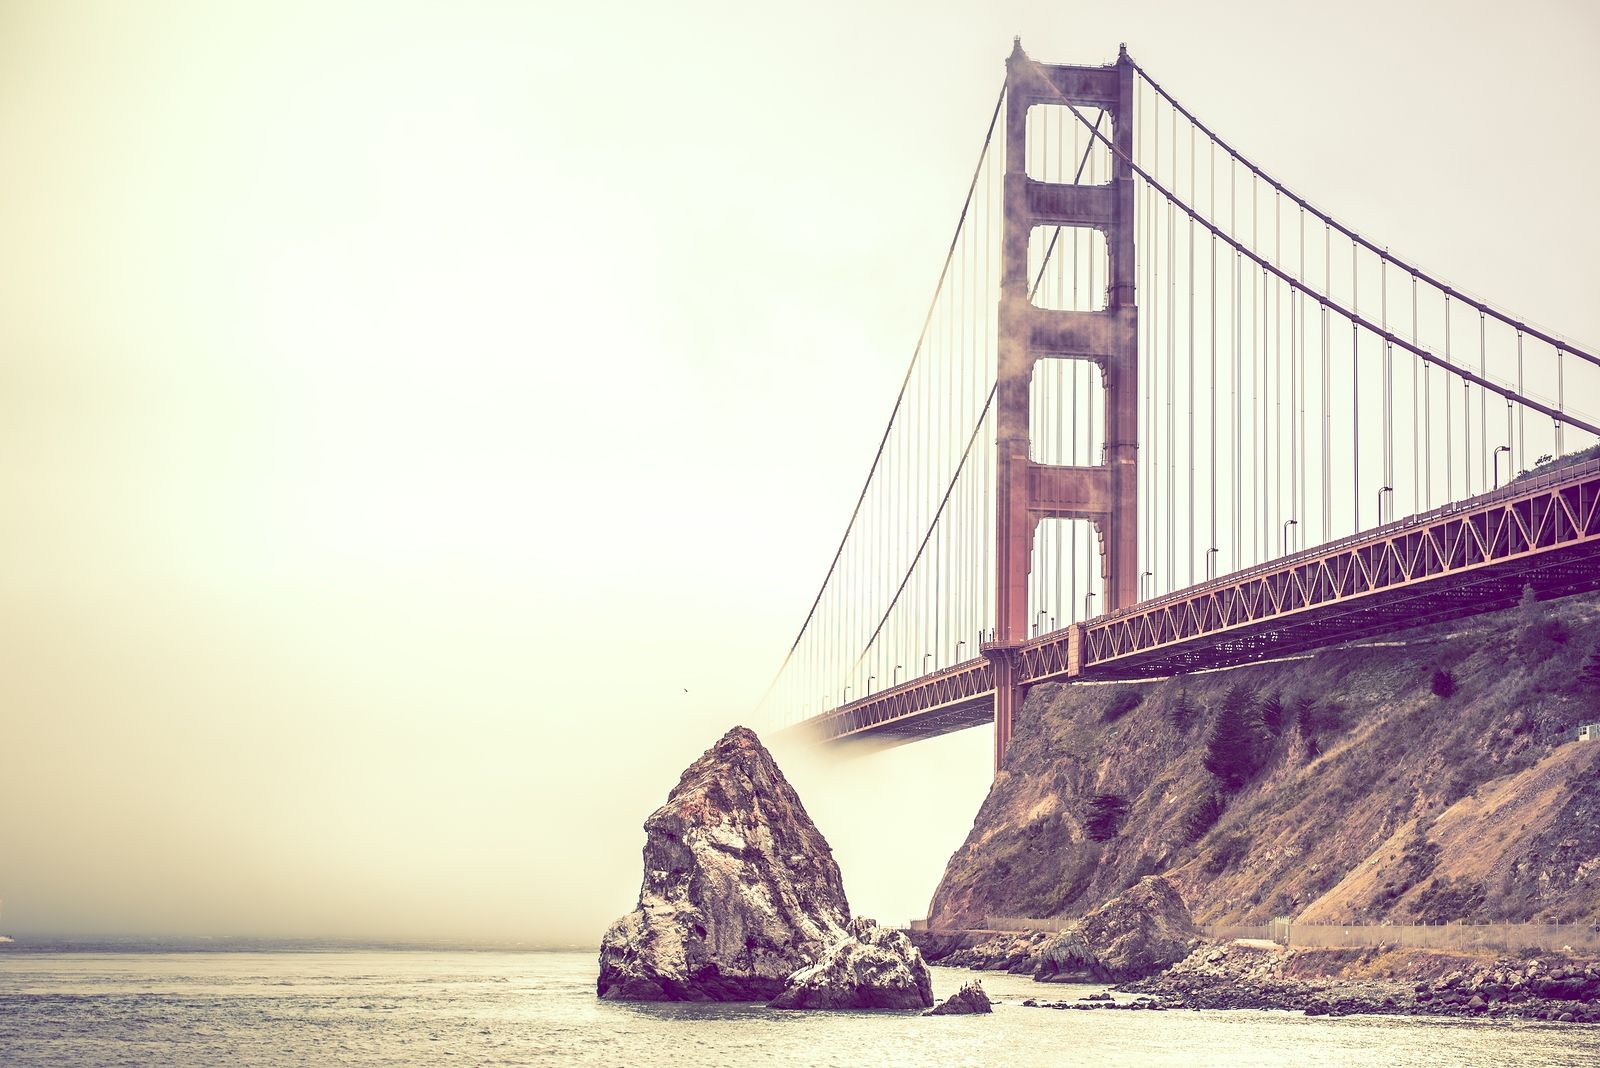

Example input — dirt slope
[928,590,1600,929]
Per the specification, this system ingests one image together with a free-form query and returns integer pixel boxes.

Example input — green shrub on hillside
[1410,876,1487,924]
[1297,698,1345,737]
[1084,793,1130,841]
[1431,668,1457,699]
[1373,829,1441,907]
[1182,791,1226,844]
[1579,644,1600,689]
[1101,687,1143,723]
[1202,830,1252,876]
[1512,585,1572,656]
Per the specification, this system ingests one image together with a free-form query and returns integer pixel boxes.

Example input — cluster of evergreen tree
[1202,684,1272,791]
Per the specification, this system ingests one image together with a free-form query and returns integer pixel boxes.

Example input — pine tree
[1203,684,1270,790]
[1182,792,1226,844]
[1260,692,1287,734]
[1166,676,1195,731]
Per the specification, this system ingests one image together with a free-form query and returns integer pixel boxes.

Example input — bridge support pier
[991,42,1138,770]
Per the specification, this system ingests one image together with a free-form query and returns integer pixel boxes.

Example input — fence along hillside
[940,917,1600,953]
[1200,921,1600,954]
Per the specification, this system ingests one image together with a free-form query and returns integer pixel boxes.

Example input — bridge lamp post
[1084,591,1096,620]
[1376,485,1393,524]
[1205,547,1219,581]
[866,674,875,695]
[842,686,850,705]
[1493,445,1511,489]
[1282,518,1299,556]
[1140,570,1154,600]
[923,652,933,674]
[893,664,902,685]
[955,639,966,661]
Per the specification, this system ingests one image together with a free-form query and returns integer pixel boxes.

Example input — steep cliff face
[929,590,1600,930]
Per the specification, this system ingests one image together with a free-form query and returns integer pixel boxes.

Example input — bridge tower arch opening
[987,41,1138,770]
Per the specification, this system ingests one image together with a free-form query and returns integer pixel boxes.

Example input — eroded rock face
[597,726,850,1001]
[769,919,935,1010]
[1033,876,1200,982]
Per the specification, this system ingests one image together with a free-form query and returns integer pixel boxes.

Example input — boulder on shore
[597,726,850,1001]
[926,981,994,1015]
[769,919,936,1010]
[1033,876,1200,982]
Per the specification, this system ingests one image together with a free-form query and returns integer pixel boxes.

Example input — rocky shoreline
[1124,941,1600,1023]
[930,935,1600,1024]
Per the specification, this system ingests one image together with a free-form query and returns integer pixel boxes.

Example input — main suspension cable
[1053,97,1600,436]
[1123,53,1600,370]
[756,80,1006,709]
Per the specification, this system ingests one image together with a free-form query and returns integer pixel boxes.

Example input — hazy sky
[2,0,1598,944]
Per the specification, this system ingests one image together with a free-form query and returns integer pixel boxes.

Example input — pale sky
[2,0,1597,944]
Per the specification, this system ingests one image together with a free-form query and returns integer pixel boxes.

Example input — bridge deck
[800,458,1600,745]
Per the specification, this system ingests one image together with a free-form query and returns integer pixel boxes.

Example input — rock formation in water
[1032,876,1200,982]
[768,918,935,1010]
[926,980,993,1015]
[597,726,850,1001]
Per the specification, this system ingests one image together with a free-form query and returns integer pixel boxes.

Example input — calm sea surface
[1,948,1598,1067]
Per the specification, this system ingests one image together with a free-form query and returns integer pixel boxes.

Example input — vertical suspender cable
[1516,330,1525,468]
[1352,239,1360,530]
[1444,295,1453,500]
[1168,108,1177,588]
[1188,120,1196,583]
[1209,139,1217,571]
[1557,349,1566,456]
[1479,311,1488,491]
[1382,254,1392,515]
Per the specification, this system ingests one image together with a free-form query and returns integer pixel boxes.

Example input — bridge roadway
[802,457,1600,746]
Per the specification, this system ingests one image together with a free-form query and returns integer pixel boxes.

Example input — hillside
[928,588,1600,929]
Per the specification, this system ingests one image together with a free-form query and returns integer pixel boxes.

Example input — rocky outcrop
[768,919,935,1010]
[1033,877,1200,982]
[1124,941,1600,1023]
[926,981,993,1015]
[597,726,850,1001]
[929,590,1600,932]
[939,931,1050,971]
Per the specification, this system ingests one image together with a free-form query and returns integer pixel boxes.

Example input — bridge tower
[986,42,1138,769]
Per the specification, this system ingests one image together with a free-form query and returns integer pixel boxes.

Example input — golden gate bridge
[761,41,1600,769]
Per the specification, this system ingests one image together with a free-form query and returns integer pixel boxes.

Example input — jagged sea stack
[770,918,936,1010]
[597,726,850,1001]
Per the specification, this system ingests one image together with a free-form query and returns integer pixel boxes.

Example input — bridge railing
[1092,455,1600,629]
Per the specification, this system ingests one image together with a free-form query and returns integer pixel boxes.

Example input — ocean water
[1,949,1598,1067]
